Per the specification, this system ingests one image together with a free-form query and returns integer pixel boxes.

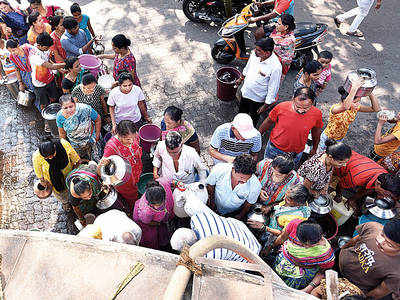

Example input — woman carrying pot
[66,162,103,227]
[298,140,352,197]
[97,34,140,87]
[161,105,200,154]
[273,220,335,292]
[98,120,143,213]
[56,95,101,161]
[317,78,380,153]
[133,180,174,250]
[255,155,301,207]
[32,137,81,211]
[107,71,151,134]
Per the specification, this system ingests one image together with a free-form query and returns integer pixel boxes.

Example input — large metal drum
[343,68,377,98]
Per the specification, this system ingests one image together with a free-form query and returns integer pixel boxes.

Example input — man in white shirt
[237,38,282,126]
[153,131,208,184]
[93,209,142,245]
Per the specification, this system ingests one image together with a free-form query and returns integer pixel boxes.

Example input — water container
[216,67,242,101]
[331,201,354,226]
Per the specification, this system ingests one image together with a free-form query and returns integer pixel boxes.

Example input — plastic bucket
[138,173,154,197]
[216,67,242,102]
[78,54,102,77]
[138,124,161,152]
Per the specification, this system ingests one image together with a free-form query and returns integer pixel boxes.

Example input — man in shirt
[372,112,400,161]
[61,16,95,57]
[209,113,262,164]
[334,150,400,210]
[339,219,400,299]
[251,0,295,39]
[236,38,282,126]
[259,87,323,166]
[206,154,261,220]
[93,209,142,245]
[30,32,64,131]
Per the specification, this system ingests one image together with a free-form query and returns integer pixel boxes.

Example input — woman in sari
[133,180,174,250]
[27,0,61,23]
[161,106,200,154]
[56,95,101,161]
[97,34,140,87]
[0,0,29,44]
[270,14,296,78]
[49,15,66,63]
[256,155,301,207]
[98,120,142,213]
[61,56,83,94]
[66,162,103,227]
[32,138,81,211]
[273,220,335,292]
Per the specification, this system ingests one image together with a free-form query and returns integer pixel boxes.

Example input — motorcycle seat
[294,22,318,37]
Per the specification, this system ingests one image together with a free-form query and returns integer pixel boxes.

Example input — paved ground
[0,0,398,232]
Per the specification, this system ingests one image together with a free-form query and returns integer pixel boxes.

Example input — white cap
[231,113,259,140]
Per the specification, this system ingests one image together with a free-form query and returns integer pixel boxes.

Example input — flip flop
[333,17,341,28]
[347,31,364,37]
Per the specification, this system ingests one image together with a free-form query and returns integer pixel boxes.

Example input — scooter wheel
[182,0,204,23]
[211,45,235,64]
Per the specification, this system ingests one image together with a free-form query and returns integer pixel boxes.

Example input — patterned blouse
[270,29,295,75]
[113,49,141,87]
[71,84,106,119]
[324,103,360,140]
[298,153,333,191]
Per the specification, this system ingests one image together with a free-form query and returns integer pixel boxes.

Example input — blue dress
[79,14,92,42]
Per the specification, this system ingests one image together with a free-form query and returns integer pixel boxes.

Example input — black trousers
[239,96,264,127]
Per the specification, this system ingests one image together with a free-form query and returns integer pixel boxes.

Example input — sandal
[333,17,341,28]
[347,30,364,37]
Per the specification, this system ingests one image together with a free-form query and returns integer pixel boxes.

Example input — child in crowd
[316,50,333,95]
[0,38,18,99]
[70,3,96,42]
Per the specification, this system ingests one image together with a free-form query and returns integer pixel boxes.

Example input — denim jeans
[264,140,303,167]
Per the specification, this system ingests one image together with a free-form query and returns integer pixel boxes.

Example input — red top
[334,151,387,190]
[269,101,323,153]
[274,0,294,14]
[50,31,66,62]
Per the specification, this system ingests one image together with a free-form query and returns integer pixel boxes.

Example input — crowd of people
[0,0,398,298]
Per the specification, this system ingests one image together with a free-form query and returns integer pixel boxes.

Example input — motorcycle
[211,3,328,69]
[182,0,252,24]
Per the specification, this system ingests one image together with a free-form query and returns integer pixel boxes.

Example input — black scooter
[212,15,328,69]
[182,0,252,24]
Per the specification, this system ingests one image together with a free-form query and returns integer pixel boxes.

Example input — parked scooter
[211,3,328,69]
[182,0,252,24]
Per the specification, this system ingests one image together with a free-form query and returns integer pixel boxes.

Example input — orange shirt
[374,121,400,157]
[27,23,52,45]
[324,103,360,140]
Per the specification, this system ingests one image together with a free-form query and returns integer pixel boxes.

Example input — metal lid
[309,195,333,214]
[365,197,396,219]
[42,103,61,120]
[347,68,377,88]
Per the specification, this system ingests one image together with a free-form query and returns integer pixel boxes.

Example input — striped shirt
[210,123,262,164]
[334,151,387,190]
[190,212,261,262]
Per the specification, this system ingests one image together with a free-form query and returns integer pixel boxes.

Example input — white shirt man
[239,38,282,126]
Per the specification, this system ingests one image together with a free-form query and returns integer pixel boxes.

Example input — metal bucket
[17,91,34,107]
[42,103,61,137]
[343,68,377,98]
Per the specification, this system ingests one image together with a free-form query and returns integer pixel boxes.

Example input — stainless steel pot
[365,196,396,219]
[96,186,119,210]
[93,42,105,55]
[100,155,132,186]
[309,195,333,215]
[17,91,34,107]
[343,68,377,98]
[42,103,62,137]
[247,204,268,224]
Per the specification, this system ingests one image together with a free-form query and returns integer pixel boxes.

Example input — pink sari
[103,136,142,213]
